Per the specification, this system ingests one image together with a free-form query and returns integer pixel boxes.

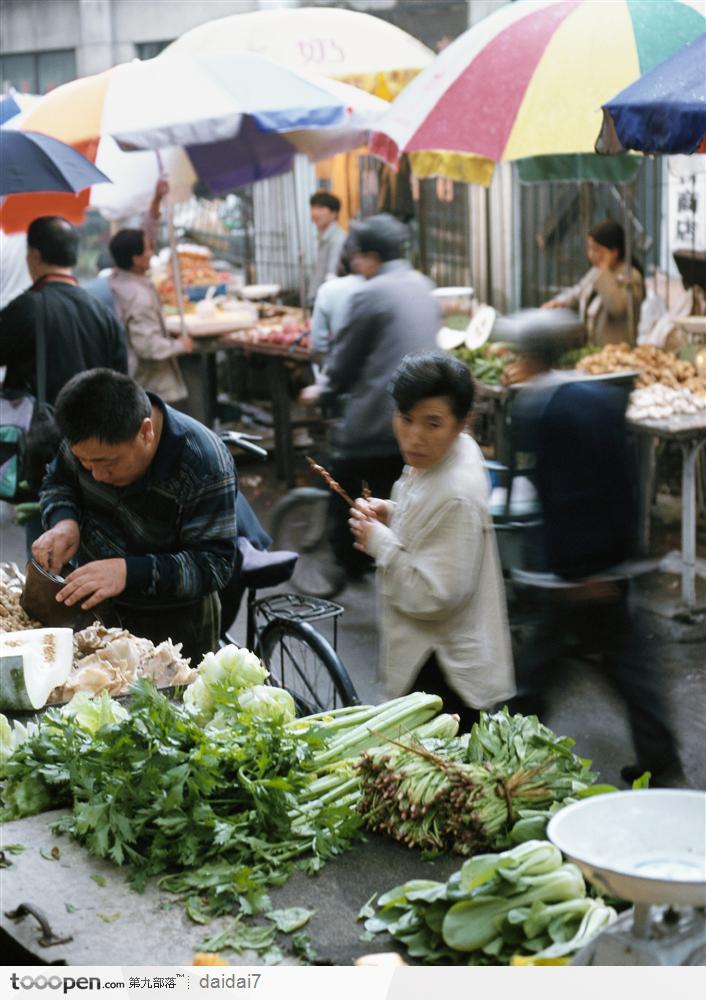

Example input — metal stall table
[628,412,706,610]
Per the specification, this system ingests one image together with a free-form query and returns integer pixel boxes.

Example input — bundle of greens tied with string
[355,709,605,855]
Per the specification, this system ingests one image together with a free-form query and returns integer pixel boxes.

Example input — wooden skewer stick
[306,456,356,507]
[362,481,372,501]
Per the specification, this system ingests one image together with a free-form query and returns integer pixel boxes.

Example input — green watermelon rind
[0,654,35,712]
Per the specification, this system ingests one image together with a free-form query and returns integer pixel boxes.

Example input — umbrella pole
[167,201,187,337]
[155,150,186,336]
[290,166,308,316]
[623,181,634,338]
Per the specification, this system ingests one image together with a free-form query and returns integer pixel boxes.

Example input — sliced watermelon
[0,628,73,710]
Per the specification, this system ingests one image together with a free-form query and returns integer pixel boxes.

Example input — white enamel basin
[547,790,706,906]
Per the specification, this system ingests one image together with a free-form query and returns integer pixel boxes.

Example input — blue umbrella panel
[0,130,110,196]
[596,32,706,155]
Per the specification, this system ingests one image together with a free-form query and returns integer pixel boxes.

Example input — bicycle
[220,430,360,715]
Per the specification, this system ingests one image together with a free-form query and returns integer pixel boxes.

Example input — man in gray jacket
[301,214,440,587]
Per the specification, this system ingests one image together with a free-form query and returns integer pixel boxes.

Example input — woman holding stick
[348,352,514,729]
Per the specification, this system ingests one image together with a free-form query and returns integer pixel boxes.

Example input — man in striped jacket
[32,369,237,664]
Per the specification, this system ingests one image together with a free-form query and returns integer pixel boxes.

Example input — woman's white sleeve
[367,497,485,621]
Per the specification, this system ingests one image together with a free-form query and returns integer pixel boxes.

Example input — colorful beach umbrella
[163,5,434,100]
[596,32,706,155]
[0,129,110,196]
[1,51,385,232]
[370,0,706,185]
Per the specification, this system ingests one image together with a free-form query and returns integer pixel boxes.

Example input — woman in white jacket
[349,352,514,729]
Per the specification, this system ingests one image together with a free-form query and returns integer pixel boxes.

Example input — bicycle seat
[238,538,298,590]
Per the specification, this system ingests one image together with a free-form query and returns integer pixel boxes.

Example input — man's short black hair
[27,216,79,267]
[309,190,341,214]
[109,228,145,271]
[349,214,409,263]
[55,369,152,445]
[391,352,474,421]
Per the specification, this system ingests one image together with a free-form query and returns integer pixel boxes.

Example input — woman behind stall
[543,220,644,347]
[348,352,514,729]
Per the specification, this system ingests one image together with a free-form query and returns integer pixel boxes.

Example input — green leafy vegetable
[266,908,315,933]
[356,709,603,854]
[366,840,616,965]
[97,913,120,923]
[90,874,108,887]
[60,691,129,734]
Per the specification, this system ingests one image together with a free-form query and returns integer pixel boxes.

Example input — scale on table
[547,790,706,966]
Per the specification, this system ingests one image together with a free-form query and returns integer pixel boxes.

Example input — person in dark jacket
[0,216,128,404]
[503,310,684,788]
[1,216,128,551]
[32,370,237,665]
[301,214,440,590]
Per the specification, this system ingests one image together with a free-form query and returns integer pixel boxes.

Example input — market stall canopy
[596,32,706,155]
[370,0,706,186]
[0,130,110,196]
[162,5,434,99]
[1,52,386,232]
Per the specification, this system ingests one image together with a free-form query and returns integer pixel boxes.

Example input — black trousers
[510,584,679,774]
[327,452,404,576]
[408,651,482,733]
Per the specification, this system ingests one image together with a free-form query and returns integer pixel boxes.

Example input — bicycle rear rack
[255,593,343,624]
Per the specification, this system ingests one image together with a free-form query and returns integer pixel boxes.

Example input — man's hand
[299,384,323,408]
[32,520,80,575]
[178,334,194,354]
[56,559,127,610]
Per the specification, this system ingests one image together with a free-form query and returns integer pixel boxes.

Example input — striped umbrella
[1,51,385,232]
[596,32,706,154]
[370,0,706,185]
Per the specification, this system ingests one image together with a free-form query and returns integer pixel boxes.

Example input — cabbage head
[238,685,296,725]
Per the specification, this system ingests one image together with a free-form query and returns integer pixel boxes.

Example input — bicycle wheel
[259,617,359,715]
[268,488,333,595]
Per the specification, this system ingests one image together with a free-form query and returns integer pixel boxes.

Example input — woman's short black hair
[391,352,474,421]
[589,219,625,259]
[309,190,341,214]
[27,216,79,267]
[109,228,145,270]
[54,369,152,445]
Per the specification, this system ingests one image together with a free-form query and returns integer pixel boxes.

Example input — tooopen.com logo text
[10,974,123,993]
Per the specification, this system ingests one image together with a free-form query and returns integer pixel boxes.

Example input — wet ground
[2,445,704,792]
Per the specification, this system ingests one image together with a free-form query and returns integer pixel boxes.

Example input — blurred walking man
[502,309,685,788]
